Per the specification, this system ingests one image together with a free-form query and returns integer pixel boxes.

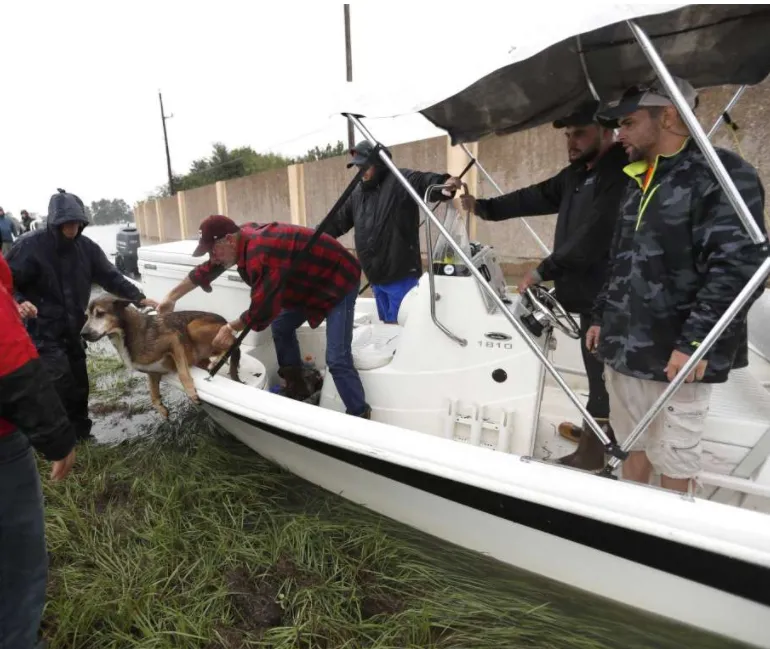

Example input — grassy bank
[35,347,750,648]
[41,411,749,649]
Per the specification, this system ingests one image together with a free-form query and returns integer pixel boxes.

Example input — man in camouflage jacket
[588,77,768,492]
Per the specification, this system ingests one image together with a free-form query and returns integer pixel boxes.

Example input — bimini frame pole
[459,143,552,257]
[601,21,770,477]
[707,85,747,139]
[344,113,621,457]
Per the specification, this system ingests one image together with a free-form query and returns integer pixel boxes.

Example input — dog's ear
[112,298,134,312]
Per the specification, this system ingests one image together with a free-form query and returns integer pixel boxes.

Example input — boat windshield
[432,204,471,265]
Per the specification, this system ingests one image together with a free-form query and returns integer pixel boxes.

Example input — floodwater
[80,225,758,649]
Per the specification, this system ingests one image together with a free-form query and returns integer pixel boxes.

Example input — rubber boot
[277,366,312,401]
[556,418,616,471]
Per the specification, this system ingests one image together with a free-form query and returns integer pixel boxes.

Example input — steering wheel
[524,285,581,340]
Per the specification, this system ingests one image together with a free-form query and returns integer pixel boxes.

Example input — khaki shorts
[605,366,712,479]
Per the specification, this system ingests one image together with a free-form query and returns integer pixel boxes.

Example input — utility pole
[344,4,354,149]
[158,91,175,196]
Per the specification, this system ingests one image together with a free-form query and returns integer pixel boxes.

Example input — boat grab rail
[423,182,469,347]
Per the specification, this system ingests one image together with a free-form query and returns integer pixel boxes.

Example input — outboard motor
[115,225,141,278]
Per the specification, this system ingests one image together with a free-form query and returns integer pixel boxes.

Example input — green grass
[37,402,751,649]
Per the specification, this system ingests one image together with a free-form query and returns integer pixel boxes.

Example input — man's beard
[361,164,388,190]
[570,143,600,166]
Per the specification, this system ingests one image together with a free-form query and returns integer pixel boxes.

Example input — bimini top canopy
[340,3,770,144]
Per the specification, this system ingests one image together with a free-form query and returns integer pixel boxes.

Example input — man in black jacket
[460,100,629,470]
[6,189,158,441]
[325,141,462,324]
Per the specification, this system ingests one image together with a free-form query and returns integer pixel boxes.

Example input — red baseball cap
[192,214,240,257]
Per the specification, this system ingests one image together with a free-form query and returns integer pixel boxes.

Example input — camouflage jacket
[591,139,768,384]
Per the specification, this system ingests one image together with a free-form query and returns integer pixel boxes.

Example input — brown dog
[81,294,240,418]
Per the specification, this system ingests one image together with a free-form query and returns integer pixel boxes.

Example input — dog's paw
[154,404,170,419]
[187,392,201,405]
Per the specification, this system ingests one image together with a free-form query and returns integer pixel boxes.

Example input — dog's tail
[228,344,242,383]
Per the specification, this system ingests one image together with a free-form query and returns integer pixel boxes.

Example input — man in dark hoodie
[461,100,630,470]
[325,141,462,324]
[6,189,158,441]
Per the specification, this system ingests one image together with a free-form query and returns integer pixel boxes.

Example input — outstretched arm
[469,171,566,222]
[90,241,146,302]
[157,260,226,313]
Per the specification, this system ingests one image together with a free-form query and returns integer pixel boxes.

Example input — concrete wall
[158,195,180,242]
[136,79,770,264]
[183,184,218,238]
[226,168,291,225]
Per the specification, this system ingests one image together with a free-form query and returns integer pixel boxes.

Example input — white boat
[135,5,770,647]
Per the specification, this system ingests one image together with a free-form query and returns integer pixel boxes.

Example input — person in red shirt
[157,215,371,418]
[0,252,77,649]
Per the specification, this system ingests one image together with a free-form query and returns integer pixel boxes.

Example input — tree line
[149,140,346,199]
[5,199,134,228]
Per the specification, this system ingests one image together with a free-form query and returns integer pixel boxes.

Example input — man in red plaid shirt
[158,215,371,418]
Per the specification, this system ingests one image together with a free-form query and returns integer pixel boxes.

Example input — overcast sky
[1,1,469,216]
[2,2,679,216]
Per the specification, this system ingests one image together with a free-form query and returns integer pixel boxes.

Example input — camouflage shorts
[605,366,713,479]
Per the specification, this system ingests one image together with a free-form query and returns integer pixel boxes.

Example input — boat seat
[351,323,401,370]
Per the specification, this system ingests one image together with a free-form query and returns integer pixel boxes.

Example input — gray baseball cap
[347,140,376,168]
[596,76,698,127]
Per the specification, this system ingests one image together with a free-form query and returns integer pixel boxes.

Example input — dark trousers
[38,343,92,440]
[271,287,369,416]
[579,313,610,419]
[0,432,48,649]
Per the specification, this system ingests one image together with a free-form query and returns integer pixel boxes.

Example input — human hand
[445,176,463,192]
[517,270,540,295]
[459,193,477,213]
[17,301,38,318]
[586,325,601,353]
[50,448,76,481]
[139,298,160,310]
[212,323,235,351]
[665,349,707,382]
[157,298,176,314]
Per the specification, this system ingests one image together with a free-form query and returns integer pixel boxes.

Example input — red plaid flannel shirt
[188,222,361,332]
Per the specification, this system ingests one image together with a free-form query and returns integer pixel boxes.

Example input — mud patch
[360,588,405,618]
[205,627,248,649]
[94,478,132,514]
[90,400,152,417]
[357,571,408,619]
[225,566,285,632]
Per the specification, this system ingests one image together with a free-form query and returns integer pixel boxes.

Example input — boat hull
[204,402,770,649]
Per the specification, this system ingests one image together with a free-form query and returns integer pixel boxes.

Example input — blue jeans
[0,431,48,649]
[271,288,369,416]
[372,276,419,323]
